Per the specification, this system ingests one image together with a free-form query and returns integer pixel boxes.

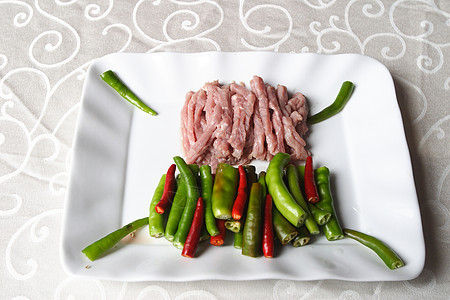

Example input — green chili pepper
[344,228,405,270]
[314,166,344,241]
[286,164,320,235]
[165,165,199,241]
[242,183,263,257]
[245,166,258,193]
[149,174,167,237]
[211,163,239,220]
[234,230,243,249]
[172,156,200,249]
[307,202,332,225]
[266,153,307,227]
[100,70,158,116]
[200,165,220,236]
[292,226,311,247]
[258,171,267,198]
[272,206,298,245]
[200,221,210,242]
[308,81,354,124]
[82,217,148,261]
[225,218,242,233]
[297,165,332,226]
[164,175,182,241]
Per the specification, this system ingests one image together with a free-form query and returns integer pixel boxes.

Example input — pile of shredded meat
[181,75,309,170]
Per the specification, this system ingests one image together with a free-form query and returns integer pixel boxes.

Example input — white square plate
[61,52,424,281]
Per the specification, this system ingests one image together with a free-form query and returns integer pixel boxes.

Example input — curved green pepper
[314,166,344,241]
[100,70,158,116]
[344,228,404,270]
[165,165,199,241]
[266,153,307,227]
[286,164,320,235]
[172,156,200,249]
[308,81,354,124]
[297,165,332,226]
[148,174,167,237]
[211,163,239,220]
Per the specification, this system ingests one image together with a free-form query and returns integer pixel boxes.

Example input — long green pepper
[242,183,263,257]
[172,156,200,249]
[266,153,307,227]
[314,166,344,241]
[258,171,267,198]
[100,70,158,116]
[165,165,199,241]
[149,174,167,237]
[272,206,298,245]
[82,217,148,261]
[200,165,220,236]
[308,81,354,124]
[297,165,332,226]
[344,228,405,270]
[286,164,320,235]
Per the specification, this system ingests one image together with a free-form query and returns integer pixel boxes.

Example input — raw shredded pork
[181,76,309,170]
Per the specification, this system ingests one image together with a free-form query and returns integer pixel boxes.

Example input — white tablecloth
[1,1,449,299]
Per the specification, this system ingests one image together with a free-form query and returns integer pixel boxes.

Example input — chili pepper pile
[82,153,404,270]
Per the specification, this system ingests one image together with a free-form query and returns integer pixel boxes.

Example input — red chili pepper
[181,197,204,258]
[263,194,274,258]
[304,156,319,204]
[155,164,177,214]
[231,165,248,220]
[210,219,226,246]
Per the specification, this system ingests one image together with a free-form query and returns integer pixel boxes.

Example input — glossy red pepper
[304,156,319,204]
[210,219,226,246]
[155,164,177,214]
[263,194,274,258]
[181,197,204,258]
[232,165,248,220]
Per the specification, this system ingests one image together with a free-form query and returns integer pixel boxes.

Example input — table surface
[1,1,449,299]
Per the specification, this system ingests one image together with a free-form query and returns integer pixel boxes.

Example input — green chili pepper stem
[266,153,307,227]
[314,166,344,241]
[172,156,200,249]
[149,175,167,238]
[100,70,158,116]
[82,217,148,261]
[286,164,320,235]
[308,81,354,124]
[344,228,405,270]
[200,165,220,236]
[211,163,239,220]
[242,183,263,257]
[272,206,298,245]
